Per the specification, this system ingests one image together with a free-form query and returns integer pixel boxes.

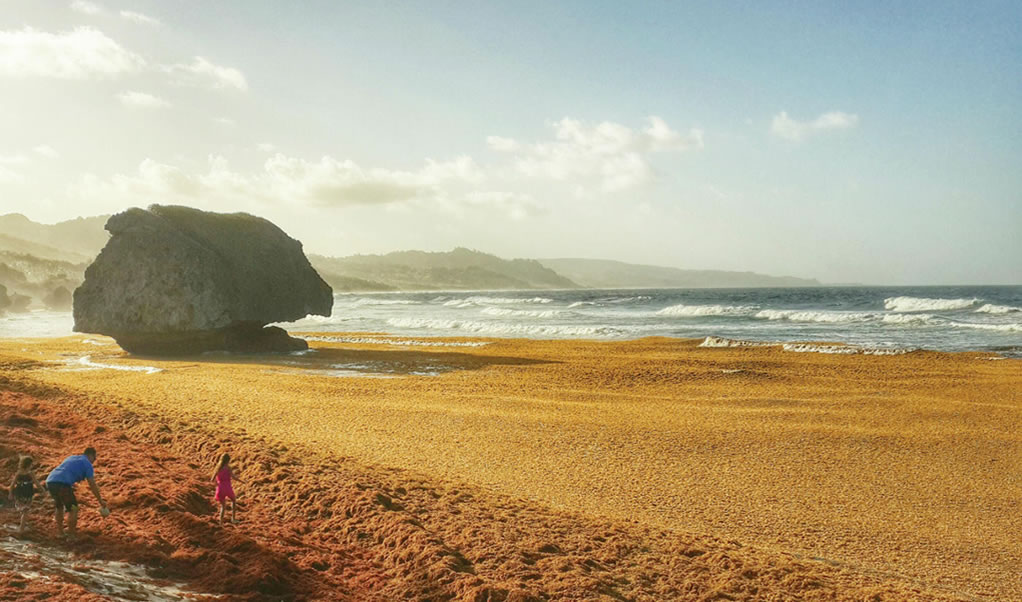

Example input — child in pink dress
[212,453,240,524]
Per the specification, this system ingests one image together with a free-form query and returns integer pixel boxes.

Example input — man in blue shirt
[45,447,109,540]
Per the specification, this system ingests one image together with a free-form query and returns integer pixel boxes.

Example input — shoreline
[1,333,1019,600]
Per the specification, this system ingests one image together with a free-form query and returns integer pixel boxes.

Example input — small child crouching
[8,456,43,533]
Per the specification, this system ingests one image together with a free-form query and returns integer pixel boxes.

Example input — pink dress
[214,466,235,503]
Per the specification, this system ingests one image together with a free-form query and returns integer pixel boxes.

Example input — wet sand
[1,334,1018,600]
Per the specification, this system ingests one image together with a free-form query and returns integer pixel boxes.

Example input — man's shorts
[47,482,78,512]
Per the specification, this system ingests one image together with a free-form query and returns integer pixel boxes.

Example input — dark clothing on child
[13,474,34,500]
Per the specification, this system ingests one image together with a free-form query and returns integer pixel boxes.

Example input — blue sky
[0,1,1019,283]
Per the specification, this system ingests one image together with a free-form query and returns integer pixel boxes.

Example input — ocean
[3,286,1021,358]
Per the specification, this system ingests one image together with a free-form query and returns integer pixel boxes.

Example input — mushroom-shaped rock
[73,205,333,354]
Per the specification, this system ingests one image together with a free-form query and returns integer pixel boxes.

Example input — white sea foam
[567,301,596,308]
[283,314,358,325]
[951,322,1022,333]
[881,313,941,325]
[861,347,915,355]
[604,295,652,304]
[348,298,420,306]
[782,343,913,355]
[700,336,912,355]
[442,296,555,309]
[884,296,980,312]
[658,304,757,317]
[755,309,877,323]
[480,307,564,318]
[699,336,771,348]
[67,356,162,374]
[81,338,112,346]
[387,317,619,337]
[0,537,208,601]
[975,303,1022,314]
[301,335,489,347]
[470,296,552,305]
[782,343,859,354]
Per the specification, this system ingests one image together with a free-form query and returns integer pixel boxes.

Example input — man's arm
[86,476,106,507]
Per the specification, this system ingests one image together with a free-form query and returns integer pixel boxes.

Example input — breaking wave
[658,304,758,317]
[881,313,941,325]
[884,296,980,312]
[480,307,565,318]
[387,317,621,337]
[755,309,878,323]
[952,322,1022,333]
[442,296,554,308]
[975,303,1022,314]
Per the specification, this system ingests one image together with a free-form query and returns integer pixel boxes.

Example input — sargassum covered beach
[0,334,1018,600]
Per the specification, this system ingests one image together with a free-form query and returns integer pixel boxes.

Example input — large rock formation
[73,205,333,354]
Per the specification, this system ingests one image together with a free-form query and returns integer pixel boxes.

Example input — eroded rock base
[113,324,307,356]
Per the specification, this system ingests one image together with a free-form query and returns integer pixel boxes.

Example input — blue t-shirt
[46,455,94,485]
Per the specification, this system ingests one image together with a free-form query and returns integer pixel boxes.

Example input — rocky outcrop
[73,205,332,354]
[1,285,31,313]
[44,286,73,311]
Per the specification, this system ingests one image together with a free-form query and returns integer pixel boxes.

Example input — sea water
[2,286,1020,357]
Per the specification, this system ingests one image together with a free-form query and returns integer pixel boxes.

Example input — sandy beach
[0,334,1018,600]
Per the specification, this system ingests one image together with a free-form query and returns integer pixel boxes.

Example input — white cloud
[262,154,483,206]
[771,110,859,141]
[70,1,104,15]
[485,136,519,152]
[74,154,486,209]
[167,56,248,91]
[0,26,145,79]
[0,147,59,182]
[68,115,703,218]
[489,116,702,192]
[120,11,160,26]
[116,90,171,109]
[33,145,59,158]
[465,191,545,220]
[0,166,23,183]
[214,117,236,126]
[0,153,30,166]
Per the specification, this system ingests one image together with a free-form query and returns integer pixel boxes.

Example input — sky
[0,1,1019,285]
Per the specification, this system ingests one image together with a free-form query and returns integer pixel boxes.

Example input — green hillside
[310,248,579,291]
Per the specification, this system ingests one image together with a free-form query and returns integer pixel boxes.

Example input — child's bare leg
[231,499,237,523]
[218,501,225,524]
[18,508,27,533]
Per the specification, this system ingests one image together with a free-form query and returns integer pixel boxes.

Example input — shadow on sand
[126,345,554,378]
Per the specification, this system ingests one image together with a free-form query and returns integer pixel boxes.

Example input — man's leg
[54,504,65,536]
[67,505,79,538]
